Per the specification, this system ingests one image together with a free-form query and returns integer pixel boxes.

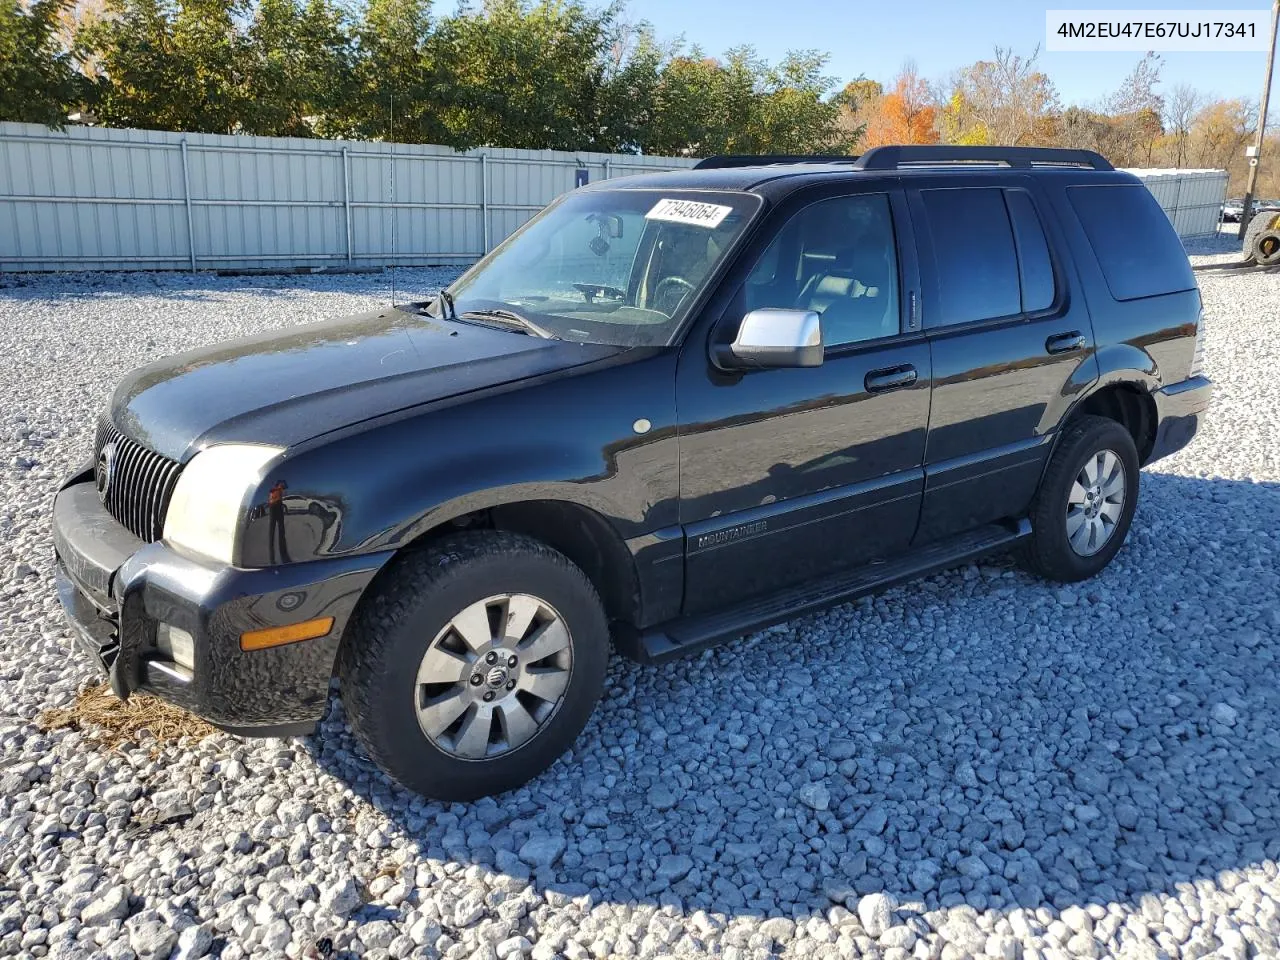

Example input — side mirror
[712,308,824,370]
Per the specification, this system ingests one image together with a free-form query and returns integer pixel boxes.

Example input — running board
[621,519,1031,664]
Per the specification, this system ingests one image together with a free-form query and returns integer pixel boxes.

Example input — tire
[1021,415,1140,583]
[1243,210,1280,262]
[337,531,609,801]
[1251,229,1280,266]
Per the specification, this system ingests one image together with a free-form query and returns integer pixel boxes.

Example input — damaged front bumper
[52,471,392,737]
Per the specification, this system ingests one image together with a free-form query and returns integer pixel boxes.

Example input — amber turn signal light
[240,616,334,651]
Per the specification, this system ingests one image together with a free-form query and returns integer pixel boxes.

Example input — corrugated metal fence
[0,121,1228,272]
[0,122,696,272]
[1125,168,1229,239]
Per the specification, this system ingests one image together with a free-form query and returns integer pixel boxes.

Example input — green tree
[330,0,442,141]
[82,0,249,133]
[0,0,85,125]
[241,0,352,137]
[432,0,624,151]
[641,44,846,155]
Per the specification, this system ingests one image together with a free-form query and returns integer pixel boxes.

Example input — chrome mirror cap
[714,308,824,370]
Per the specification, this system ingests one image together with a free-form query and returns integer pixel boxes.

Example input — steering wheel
[652,276,695,314]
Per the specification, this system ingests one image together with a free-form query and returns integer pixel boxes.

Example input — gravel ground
[0,247,1277,960]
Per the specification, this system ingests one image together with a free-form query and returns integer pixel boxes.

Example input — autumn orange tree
[859,65,939,148]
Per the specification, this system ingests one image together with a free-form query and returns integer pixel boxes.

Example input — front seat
[800,237,896,342]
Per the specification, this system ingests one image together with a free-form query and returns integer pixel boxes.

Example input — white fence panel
[0,123,1227,271]
[0,122,696,272]
[1125,168,1229,239]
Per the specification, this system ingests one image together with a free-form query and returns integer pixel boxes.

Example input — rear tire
[1022,415,1139,583]
[338,531,608,801]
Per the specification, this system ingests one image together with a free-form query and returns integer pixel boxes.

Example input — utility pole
[1241,0,1280,245]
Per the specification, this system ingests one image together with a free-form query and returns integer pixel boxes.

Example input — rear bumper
[53,475,392,736]
[1147,375,1212,464]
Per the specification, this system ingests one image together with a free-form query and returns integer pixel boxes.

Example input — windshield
[437,189,761,346]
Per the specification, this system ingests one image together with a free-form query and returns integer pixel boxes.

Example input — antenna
[388,85,396,307]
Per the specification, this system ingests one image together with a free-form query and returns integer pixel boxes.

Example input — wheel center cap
[485,665,509,688]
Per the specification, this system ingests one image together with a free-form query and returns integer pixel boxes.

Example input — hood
[110,307,620,461]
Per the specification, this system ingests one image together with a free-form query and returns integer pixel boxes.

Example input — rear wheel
[338,531,609,801]
[1022,416,1140,582]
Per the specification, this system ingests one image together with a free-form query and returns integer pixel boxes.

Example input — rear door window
[918,188,1021,326]
[1004,189,1056,313]
[1067,184,1196,301]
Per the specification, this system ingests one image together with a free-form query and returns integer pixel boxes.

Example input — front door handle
[1046,331,1087,354]
[865,364,918,393]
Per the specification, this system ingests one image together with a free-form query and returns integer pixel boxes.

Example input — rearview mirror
[712,308,824,370]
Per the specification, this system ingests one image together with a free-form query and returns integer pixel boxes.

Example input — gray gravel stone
[80,887,130,926]
[171,925,213,960]
[797,781,830,811]
[518,834,566,869]
[319,877,363,917]
[857,892,895,937]
[655,855,693,885]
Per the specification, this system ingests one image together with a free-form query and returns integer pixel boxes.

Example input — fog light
[155,623,195,671]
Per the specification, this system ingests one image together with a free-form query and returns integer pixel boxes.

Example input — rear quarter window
[1067,183,1195,301]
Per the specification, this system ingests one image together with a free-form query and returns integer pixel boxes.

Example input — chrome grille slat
[137,449,162,540]
[93,415,183,543]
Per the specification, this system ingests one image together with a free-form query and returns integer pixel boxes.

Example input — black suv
[53,146,1211,800]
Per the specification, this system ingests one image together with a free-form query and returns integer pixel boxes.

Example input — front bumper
[53,475,392,736]
[1147,375,1213,464]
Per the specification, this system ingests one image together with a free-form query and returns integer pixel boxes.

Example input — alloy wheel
[414,593,573,760]
[1065,449,1126,557]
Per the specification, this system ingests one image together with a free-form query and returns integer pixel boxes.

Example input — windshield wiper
[460,308,558,340]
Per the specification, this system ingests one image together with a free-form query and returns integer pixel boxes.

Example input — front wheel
[1021,415,1140,583]
[338,532,609,801]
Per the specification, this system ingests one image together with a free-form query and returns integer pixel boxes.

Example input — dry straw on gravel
[38,682,218,749]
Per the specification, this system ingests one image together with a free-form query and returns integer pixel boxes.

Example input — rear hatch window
[1067,183,1196,301]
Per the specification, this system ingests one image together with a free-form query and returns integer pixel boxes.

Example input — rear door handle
[1046,331,1087,354]
[865,364,918,393]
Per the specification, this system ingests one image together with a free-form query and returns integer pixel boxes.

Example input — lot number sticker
[645,198,733,228]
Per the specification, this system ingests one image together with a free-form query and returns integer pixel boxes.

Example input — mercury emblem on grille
[95,440,118,502]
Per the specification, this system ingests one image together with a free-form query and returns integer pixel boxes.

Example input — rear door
[907,176,1099,543]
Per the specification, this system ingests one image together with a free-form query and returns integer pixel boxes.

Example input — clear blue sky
[623,0,1276,106]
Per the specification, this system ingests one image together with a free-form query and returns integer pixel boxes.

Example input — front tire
[1022,415,1140,583]
[338,532,609,801]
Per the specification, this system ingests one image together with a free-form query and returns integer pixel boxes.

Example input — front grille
[94,416,183,542]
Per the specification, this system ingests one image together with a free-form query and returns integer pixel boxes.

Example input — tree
[861,64,938,148]
[328,0,440,142]
[240,0,352,137]
[427,0,625,151]
[1162,83,1203,168]
[82,0,250,134]
[635,42,847,156]
[943,46,1059,146]
[1103,51,1164,166]
[0,0,86,125]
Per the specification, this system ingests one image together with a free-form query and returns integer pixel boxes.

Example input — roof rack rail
[854,145,1113,171]
[693,154,857,170]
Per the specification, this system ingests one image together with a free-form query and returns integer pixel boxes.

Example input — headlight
[163,444,282,564]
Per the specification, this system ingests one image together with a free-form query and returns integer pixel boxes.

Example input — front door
[676,189,931,615]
